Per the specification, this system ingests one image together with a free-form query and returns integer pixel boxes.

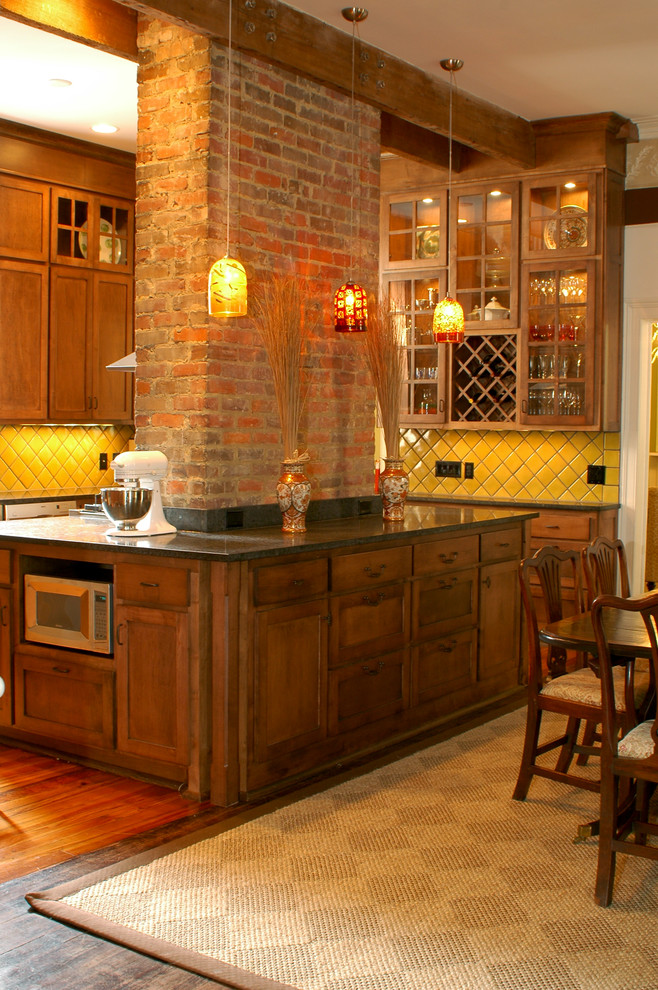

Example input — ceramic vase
[276,459,312,533]
[380,457,409,522]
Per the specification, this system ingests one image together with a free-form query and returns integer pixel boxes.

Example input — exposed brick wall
[135,17,380,516]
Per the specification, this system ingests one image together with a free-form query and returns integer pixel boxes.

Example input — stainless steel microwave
[24,573,113,655]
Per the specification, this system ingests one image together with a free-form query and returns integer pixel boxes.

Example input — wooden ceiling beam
[118,0,536,169]
[1,0,138,59]
[381,112,463,172]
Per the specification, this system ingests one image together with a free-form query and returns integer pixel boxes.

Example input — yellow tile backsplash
[0,425,134,493]
[401,429,620,504]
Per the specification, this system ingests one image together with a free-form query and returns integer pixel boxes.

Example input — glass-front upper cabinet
[453,182,519,329]
[51,187,133,270]
[519,260,595,426]
[384,271,447,424]
[386,191,447,270]
[522,173,597,258]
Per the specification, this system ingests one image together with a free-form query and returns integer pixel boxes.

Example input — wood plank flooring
[1,695,525,989]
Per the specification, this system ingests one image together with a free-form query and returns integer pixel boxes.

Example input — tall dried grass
[364,296,407,460]
[252,276,315,462]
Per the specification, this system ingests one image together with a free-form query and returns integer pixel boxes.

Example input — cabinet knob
[483,576,492,589]
[364,564,386,577]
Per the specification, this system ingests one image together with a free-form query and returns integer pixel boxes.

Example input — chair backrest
[519,546,584,686]
[582,536,630,608]
[591,591,658,757]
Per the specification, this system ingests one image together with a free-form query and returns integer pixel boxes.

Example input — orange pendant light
[334,8,368,333]
[433,58,464,344]
[208,0,247,318]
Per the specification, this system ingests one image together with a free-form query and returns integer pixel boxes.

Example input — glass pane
[416,227,440,259]
[415,315,434,344]
[456,258,481,289]
[460,294,483,322]
[529,271,557,306]
[485,225,511,257]
[456,194,483,224]
[414,383,437,415]
[486,190,512,221]
[529,186,557,217]
[57,197,72,226]
[388,280,410,312]
[559,270,587,304]
[456,223,482,256]
[560,180,588,213]
[484,293,510,320]
[389,201,412,231]
[389,231,413,263]
[415,277,439,306]
[416,198,440,228]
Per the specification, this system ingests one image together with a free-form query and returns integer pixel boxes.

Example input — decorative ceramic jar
[276,458,312,533]
[379,457,409,522]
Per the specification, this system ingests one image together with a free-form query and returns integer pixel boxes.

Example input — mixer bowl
[100,487,152,532]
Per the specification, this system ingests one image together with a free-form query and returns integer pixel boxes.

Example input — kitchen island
[0,503,536,806]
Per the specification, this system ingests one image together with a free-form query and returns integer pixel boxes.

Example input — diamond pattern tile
[0,425,133,493]
[401,429,619,504]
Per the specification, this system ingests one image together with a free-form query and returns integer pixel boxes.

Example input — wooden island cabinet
[0,504,535,806]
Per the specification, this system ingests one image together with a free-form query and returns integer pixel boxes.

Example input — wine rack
[451,334,517,424]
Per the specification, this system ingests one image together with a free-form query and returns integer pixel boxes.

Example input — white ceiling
[1,0,658,155]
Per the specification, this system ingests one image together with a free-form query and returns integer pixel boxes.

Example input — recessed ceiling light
[422,197,433,204]
[489,189,502,196]
[564,181,576,189]
[48,78,72,88]
[91,123,119,134]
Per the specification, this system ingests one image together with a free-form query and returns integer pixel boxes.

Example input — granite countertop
[409,494,620,512]
[0,503,538,563]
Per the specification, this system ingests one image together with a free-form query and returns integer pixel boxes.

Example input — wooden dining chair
[591,591,658,906]
[582,536,631,608]
[513,546,649,803]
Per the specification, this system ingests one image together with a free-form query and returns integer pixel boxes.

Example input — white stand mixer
[110,450,177,536]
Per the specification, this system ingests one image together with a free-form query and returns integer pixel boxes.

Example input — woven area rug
[27,708,658,990]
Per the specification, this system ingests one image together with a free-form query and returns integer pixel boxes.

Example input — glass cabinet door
[520,261,595,425]
[51,188,133,270]
[453,182,518,329]
[386,191,447,269]
[523,173,597,257]
[385,272,447,424]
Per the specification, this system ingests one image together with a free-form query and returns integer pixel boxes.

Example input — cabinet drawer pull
[364,564,386,577]
[140,581,160,588]
[437,578,458,591]
[437,640,457,653]
[545,525,560,530]
[361,661,385,675]
[116,622,125,646]
[0,604,7,626]
[362,592,385,606]
[439,552,458,564]
[496,541,510,548]
[53,666,71,674]
[292,579,304,586]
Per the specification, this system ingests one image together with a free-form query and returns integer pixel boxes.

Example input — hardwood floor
[1,696,524,989]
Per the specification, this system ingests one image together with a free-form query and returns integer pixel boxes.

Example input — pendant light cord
[349,18,357,279]
[225,0,233,259]
[447,68,454,298]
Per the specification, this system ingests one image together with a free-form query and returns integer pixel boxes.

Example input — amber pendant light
[334,7,368,332]
[208,0,247,317]
[433,58,464,343]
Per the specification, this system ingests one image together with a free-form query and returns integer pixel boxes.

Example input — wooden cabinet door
[253,600,328,762]
[331,582,410,666]
[0,588,11,726]
[13,650,114,748]
[92,271,133,422]
[115,604,190,766]
[478,557,521,688]
[49,266,92,420]
[411,627,477,707]
[0,175,49,261]
[0,261,48,421]
[328,649,409,735]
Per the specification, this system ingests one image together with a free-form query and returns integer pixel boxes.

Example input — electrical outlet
[587,464,606,485]
[464,462,474,479]
[99,452,108,471]
[435,460,461,478]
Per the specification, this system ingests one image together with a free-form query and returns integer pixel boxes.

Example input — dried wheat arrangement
[364,295,407,460]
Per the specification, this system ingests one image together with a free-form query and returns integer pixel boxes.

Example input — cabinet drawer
[531,511,595,544]
[253,557,328,606]
[14,651,114,748]
[414,534,479,576]
[331,546,411,593]
[412,567,478,641]
[412,628,477,706]
[480,527,522,562]
[115,563,190,607]
[328,649,409,734]
[0,549,10,584]
[330,582,410,666]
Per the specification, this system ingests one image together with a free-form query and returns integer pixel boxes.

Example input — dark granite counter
[0,503,538,562]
